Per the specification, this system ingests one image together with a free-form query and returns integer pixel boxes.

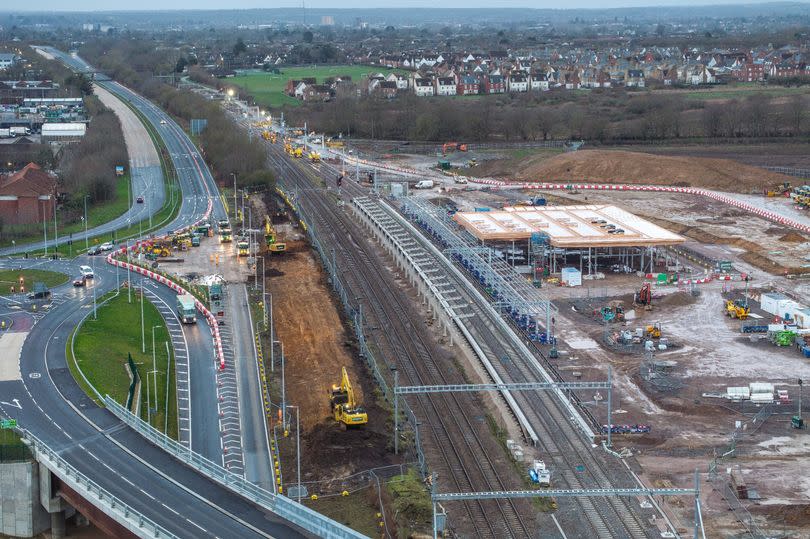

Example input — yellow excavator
[329,367,368,427]
[264,215,286,253]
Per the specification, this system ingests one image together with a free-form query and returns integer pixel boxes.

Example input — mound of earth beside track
[484,149,793,193]
[264,238,399,483]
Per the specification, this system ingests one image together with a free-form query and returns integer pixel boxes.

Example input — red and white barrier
[104,200,225,369]
[468,178,810,234]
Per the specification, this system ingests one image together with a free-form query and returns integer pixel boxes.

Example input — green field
[70,292,177,439]
[651,83,810,101]
[0,269,68,290]
[229,65,408,108]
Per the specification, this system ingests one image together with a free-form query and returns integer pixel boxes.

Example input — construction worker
[10,285,14,294]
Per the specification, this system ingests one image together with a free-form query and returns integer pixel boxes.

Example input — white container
[760,292,797,318]
[794,308,810,329]
[726,387,750,400]
[750,393,774,404]
[560,267,582,287]
[749,382,774,395]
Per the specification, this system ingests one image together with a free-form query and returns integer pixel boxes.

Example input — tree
[233,38,246,56]
[303,30,314,43]
[175,57,188,73]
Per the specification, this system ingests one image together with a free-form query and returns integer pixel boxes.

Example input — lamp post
[231,172,237,222]
[83,194,89,249]
[151,325,162,422]
[287,404,302,503]
[274,339,285,429]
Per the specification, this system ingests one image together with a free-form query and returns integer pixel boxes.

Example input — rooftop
[453,204,685,248]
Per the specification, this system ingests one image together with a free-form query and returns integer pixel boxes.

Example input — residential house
[413,77,435,97]
[457,75,481,95]
[0,162,58,225]
[293,82,308,99]
[529,73,549,91]
[386,73,409,90]
[625,69,645,87]
[483,74,505,93]
[508,72,529,92]
[435,77,457,96]
[284,80,301,96]
[302,84,332,102]
[737,62,766,82]
[0,53,19,71]
[688,65,715,85]
[375,81,398,99]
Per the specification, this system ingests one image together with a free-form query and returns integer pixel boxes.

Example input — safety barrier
[104,200,226,370]
[103,398,364,539]
[467,178,810,234]
[21,429,179,539]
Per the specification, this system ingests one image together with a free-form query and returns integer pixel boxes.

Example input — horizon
[6,0,810,13]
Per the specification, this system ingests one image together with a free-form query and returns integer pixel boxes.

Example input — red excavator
[635,282,652,309]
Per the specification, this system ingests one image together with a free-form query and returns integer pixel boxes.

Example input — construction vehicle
[329,366,368,427]
[765,182,791,197]
[325,139,344,148]
[441,142,468,154]
[309,150,321,162]
[264,215,287,253]
[598,305,624,323]
[635,283,652,309]
[645,322,662,339]
[237,238,250,256]
[724,299,750,320]
[262,130,272,140]
[293,146,303,158]
[150,239,172,258]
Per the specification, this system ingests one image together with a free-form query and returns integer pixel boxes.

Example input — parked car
[73,275,87,287]
[136,196,144,204]
[79,265,94,278]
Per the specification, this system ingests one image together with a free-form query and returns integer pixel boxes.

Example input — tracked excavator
[329,367,368,427]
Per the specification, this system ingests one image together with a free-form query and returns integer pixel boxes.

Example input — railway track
[265,148,533,538]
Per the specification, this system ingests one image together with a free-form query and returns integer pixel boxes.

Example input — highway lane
[0,49,297,535]
[0,262,309,538]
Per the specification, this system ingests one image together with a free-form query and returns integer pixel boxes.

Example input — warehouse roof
[453,204,685,248]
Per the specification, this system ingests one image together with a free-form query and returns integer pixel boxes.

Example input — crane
[329,367,368,427]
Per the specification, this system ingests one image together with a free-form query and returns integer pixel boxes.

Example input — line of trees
[282,88,808,143]
[80,39,274,190]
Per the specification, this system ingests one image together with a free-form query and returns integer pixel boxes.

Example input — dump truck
[329,367,368,427]
[176,294,197,324]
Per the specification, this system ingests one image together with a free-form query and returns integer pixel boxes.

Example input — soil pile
[779,231,807,243]
[494,149,793,193]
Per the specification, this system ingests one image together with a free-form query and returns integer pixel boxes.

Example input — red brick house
[483,74,505,93]
[0,163,58,225]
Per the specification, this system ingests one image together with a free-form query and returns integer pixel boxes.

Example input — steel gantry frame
[430,470,706,539]
[392,374,616,453]
[401,197,558,337]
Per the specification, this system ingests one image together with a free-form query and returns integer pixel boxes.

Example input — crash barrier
[105,200,226,369]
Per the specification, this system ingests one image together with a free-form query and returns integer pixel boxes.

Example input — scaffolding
[401,198,558,334]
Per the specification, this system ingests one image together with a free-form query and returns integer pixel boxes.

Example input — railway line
[265,147,533,537]
[254,126,668,537]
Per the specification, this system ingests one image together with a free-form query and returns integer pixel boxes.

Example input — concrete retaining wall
[0,461,49,538]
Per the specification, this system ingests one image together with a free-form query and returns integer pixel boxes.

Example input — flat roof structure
[453,204,685,248]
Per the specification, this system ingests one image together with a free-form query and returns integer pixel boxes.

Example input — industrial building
[452,204,686,278]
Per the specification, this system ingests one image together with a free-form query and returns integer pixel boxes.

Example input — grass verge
[303,488,384,537]
[0,269,68,290]
[70,290,177,439]
[0,429,31,462]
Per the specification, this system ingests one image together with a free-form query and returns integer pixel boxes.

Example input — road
[0,49,299,537]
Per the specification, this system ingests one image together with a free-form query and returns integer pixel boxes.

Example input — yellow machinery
[293,147,303,158]
[325,139,344,148]
[237,238,249,256]
[645,322,662,339]
[309,151,321,162]
[329,367,368,427]
[725,299,750,320]
[262,130,272,140]
[264,215,287,252]
[150,239,172,258]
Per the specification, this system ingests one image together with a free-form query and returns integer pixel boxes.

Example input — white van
[414,180,434,189]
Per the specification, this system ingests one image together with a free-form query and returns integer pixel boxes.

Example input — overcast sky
[10,0,805,11]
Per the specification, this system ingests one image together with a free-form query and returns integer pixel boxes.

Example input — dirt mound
[779,231,807,243]
[500,149,793,193]
[757,504,810,527]
[656,291,696,308]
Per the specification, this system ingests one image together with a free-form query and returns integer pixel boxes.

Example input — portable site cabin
[561,267,582,287]
[760,292,797,319]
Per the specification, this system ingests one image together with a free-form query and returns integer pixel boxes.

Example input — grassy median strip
[70,290,178,439]
[0,269,68,290]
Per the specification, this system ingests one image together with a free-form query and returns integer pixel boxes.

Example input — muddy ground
[262,232,401,486]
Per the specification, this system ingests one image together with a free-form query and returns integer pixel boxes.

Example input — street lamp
[286,404,302,503]
[151,325,162,423]
[273,339,285,429]
[231,172,237,222]
[83,194,90,249]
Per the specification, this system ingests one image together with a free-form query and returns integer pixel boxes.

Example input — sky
[12,0,810,11]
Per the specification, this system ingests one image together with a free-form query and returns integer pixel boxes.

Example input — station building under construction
[452,204,686,278]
